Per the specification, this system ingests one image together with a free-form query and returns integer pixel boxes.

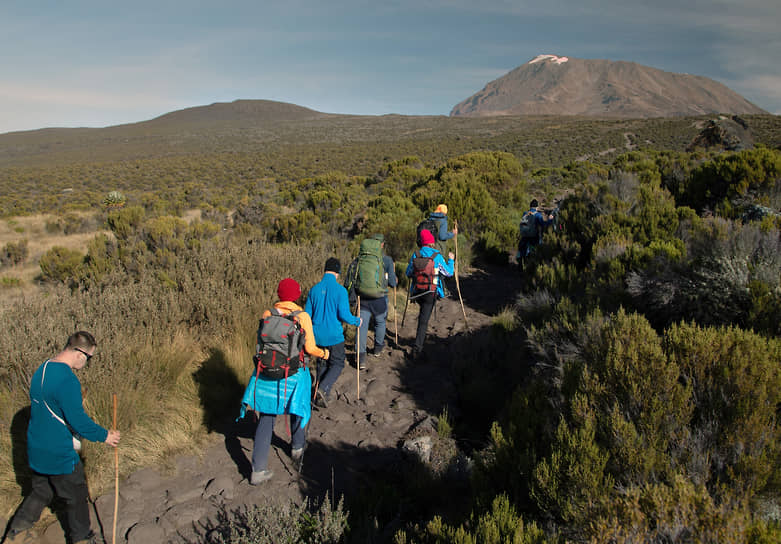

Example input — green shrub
[1,239,28,267]
[480,307,781,540]
[683,147,781,213]
[106,205,145,240]
[396,495,547,544]
[0,276,21,288]
[665,322,781,494]
[38,246,84,284]
[208,496,347,544]
[143,215,188,253]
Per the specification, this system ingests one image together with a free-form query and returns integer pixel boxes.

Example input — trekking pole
[356,296,361,401]
[394,286,398,345]
[454,221,470,331]
[401,283,411,327]
[112,393,119,544]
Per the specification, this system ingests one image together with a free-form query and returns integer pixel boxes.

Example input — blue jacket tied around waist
[239,367,312,427]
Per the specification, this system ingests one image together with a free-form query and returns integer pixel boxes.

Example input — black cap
[324,257,341,274]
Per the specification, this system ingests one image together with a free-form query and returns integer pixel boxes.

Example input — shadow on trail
[185,440,469,544]
[455,261,523,316]
[192,348,246,434]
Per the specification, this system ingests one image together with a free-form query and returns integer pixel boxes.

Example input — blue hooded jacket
[405,246,454,299]
[305,272,360,347]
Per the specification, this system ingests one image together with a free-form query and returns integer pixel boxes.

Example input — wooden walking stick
[356,296,361,401]
[454,221,469,331]
[112,393,119,544]
[393,286,398,345]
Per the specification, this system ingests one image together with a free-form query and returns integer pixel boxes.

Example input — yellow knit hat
[434,204,448,214]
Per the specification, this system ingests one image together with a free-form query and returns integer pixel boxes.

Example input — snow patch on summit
[529,54,569,65]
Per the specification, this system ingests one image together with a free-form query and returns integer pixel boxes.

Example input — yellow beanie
[435,204,448,214]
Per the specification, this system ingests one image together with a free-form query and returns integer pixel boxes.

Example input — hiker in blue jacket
[429,204,458,255]
[518,199,554,265]
[6,331,120,544]
[405,229,454,361]
[305,257,361,408]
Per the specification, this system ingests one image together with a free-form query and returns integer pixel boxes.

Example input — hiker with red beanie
[405,229,454,361]
[239,278,327,483]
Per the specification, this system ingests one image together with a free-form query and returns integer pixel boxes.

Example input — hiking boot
[314,390,329,409]
[371,346,383,357]
[5,528,38,544]
[291,446,306,472]
[250,469,273,485]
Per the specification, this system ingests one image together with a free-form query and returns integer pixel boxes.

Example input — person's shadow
[192,348,257,480]
[3,407,31,539]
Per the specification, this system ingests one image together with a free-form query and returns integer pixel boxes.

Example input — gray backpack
[519,210,539,238]
[254,309,306,380]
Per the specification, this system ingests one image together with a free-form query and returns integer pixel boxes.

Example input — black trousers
[10,460,92,541]
[413,292,436,353]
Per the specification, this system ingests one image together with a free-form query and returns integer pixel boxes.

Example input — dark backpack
[411,250,438,294]
[416,218,439,247]
[519,210,539,239]
[254,309,306,380]
[355,238,388,299]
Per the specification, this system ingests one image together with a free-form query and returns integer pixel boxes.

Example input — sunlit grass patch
[492,306,518,332]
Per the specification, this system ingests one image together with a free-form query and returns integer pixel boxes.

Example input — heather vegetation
[0,111,780,541]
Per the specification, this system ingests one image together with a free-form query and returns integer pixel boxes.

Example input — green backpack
[355,238,388,299]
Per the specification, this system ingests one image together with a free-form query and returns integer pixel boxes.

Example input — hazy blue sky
[1,0,779,134]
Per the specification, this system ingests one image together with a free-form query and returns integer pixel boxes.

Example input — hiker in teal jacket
[6,331,120,544]
[405,229,454,360]
[305,257,361,408]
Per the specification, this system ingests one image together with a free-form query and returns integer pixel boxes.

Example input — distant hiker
[518,199,554,268]
[5,331,121,544]
[417,203,458,255]
[345,234,398,366]
[405,229,454,360]
[239,278,328,483]
[305,257,361,409]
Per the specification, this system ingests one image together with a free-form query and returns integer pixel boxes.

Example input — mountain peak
[451,57,767,118]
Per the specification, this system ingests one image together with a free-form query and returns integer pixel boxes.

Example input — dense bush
[395,495,547,544]
[479,308,781,541]
[682,147,781,213]
[208,496,347,544]
[0,239,28,267]
[38,246,84,284]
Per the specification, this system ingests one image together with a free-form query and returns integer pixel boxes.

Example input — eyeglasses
[74,348,94,361]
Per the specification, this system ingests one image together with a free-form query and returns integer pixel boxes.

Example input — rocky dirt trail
[30,263,521,544]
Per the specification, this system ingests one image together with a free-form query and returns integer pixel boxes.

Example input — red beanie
[420,229,435,246]
[277,278,301,302]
